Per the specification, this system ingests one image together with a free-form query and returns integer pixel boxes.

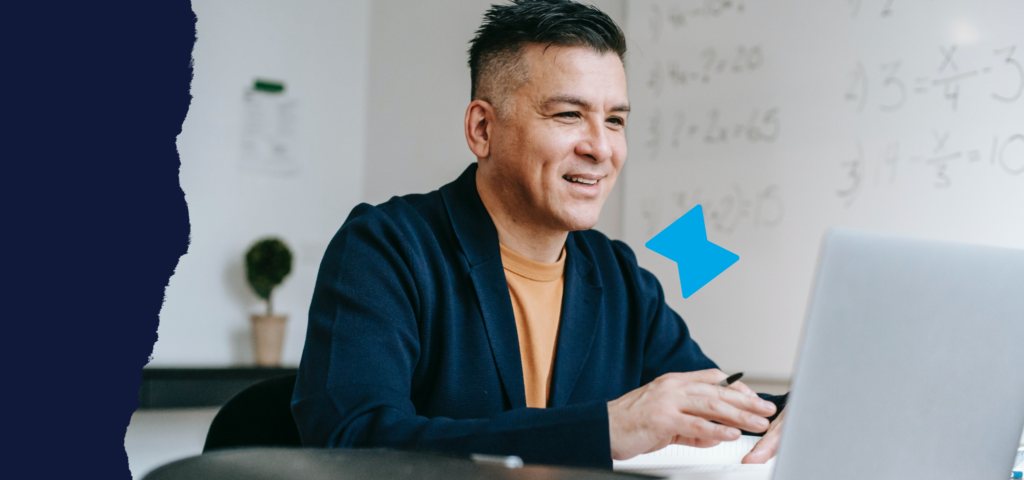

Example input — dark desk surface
[139,367,297,409]
[143,448,651,480]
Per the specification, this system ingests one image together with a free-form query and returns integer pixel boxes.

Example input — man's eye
[555,112,581,119]
[607,117,625,127]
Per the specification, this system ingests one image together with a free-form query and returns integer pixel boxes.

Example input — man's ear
[464,99,496,159]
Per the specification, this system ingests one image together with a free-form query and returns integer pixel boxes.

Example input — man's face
[485,44,629,233]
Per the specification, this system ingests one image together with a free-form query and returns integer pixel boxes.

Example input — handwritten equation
[633,1,1021,214]
[639,184,784,237]
[836,132,1023,205]
[648,0,747,41]
[645,107,780,159]
[647,45,764,96]
[848,0,895,18]
[845,44,1023,112]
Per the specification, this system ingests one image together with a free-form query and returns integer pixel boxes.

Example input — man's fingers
[665,373,773,416]
[711,383,776,416]
[671,435,723,448]
[690,395,770,433]
[741,430,779,464]
[682,382,776,417]
[742,409,785,464]
[728,380,757,397]
[614,372,781,461]
[673,413,742,443]
[685,386,773,432]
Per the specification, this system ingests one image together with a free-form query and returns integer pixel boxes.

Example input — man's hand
[741,407,785,464]
[607,369,777,460]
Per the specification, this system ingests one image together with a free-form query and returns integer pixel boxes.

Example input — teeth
[565,175,597,185]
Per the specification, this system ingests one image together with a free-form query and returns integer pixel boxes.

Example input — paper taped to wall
[241,79,299,175]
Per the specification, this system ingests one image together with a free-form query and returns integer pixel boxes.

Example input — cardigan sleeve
[615,241,788,424]
[291,204,612,468]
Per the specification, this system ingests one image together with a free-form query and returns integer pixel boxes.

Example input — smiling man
[293,0,785,469]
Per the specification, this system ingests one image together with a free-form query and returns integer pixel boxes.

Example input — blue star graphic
[645,205,739,299]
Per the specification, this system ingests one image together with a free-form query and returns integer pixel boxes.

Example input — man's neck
[476,170,567,264]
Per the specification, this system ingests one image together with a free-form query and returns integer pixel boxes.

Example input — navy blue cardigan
[293,163,783,468]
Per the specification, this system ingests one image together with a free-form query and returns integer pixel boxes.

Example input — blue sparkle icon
[645,205,739,298]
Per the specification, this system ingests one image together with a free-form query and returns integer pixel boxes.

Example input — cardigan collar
[439,163,604,408]
[439,163,501,267]
[438,163,600,287]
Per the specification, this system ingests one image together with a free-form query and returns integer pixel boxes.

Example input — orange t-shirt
[499,243,566,409]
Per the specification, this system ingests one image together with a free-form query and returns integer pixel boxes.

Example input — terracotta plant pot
[251,313,287,366]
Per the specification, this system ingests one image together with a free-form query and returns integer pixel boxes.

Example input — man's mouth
[563,175,598,186]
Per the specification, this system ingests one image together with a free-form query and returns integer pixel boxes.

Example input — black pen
[716,372,744,387]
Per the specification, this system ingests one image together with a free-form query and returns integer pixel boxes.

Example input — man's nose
[576,118,613,163]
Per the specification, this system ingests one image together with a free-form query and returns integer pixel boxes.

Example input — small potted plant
[245,237,293,366]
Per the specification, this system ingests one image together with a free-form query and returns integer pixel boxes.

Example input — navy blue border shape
[7,2,195,478]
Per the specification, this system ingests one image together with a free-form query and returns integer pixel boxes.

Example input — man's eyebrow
[610,103,631,113]
[541,94,631,114]
[542,94,592,110]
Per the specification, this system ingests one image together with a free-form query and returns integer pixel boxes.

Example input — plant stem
[266,294,273,317]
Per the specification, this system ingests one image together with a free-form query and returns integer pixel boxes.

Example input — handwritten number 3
[993,46,1023,103]
[880,61,906,112]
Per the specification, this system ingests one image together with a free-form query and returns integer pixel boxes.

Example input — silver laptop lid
[773,228,1024,480]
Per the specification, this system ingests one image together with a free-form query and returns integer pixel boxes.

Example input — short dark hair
[468,0,627,115]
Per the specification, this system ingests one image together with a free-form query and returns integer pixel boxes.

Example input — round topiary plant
[245,237,293,316]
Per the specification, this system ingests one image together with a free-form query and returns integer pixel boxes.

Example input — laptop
[773,228,1024,480]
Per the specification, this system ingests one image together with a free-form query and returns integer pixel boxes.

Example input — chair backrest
[203,373,302,452]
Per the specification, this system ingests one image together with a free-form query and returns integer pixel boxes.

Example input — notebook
[613,436,775,479]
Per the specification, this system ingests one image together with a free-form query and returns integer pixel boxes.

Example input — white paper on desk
[613,435,774,479]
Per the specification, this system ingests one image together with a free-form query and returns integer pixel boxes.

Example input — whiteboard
[621,0,1024,379]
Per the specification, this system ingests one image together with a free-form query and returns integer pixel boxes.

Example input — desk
[138,367,297,409]
[143,447,648,480]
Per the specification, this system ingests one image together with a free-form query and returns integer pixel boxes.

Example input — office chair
[202,373,303,452]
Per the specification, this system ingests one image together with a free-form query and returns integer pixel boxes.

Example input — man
[293,0,785,468]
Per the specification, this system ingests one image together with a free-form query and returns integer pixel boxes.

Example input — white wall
[362,0,626,239]
[154,0,626,366]
[152,0,372,365]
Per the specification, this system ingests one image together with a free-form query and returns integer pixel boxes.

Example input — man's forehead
[519,44,628,107]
